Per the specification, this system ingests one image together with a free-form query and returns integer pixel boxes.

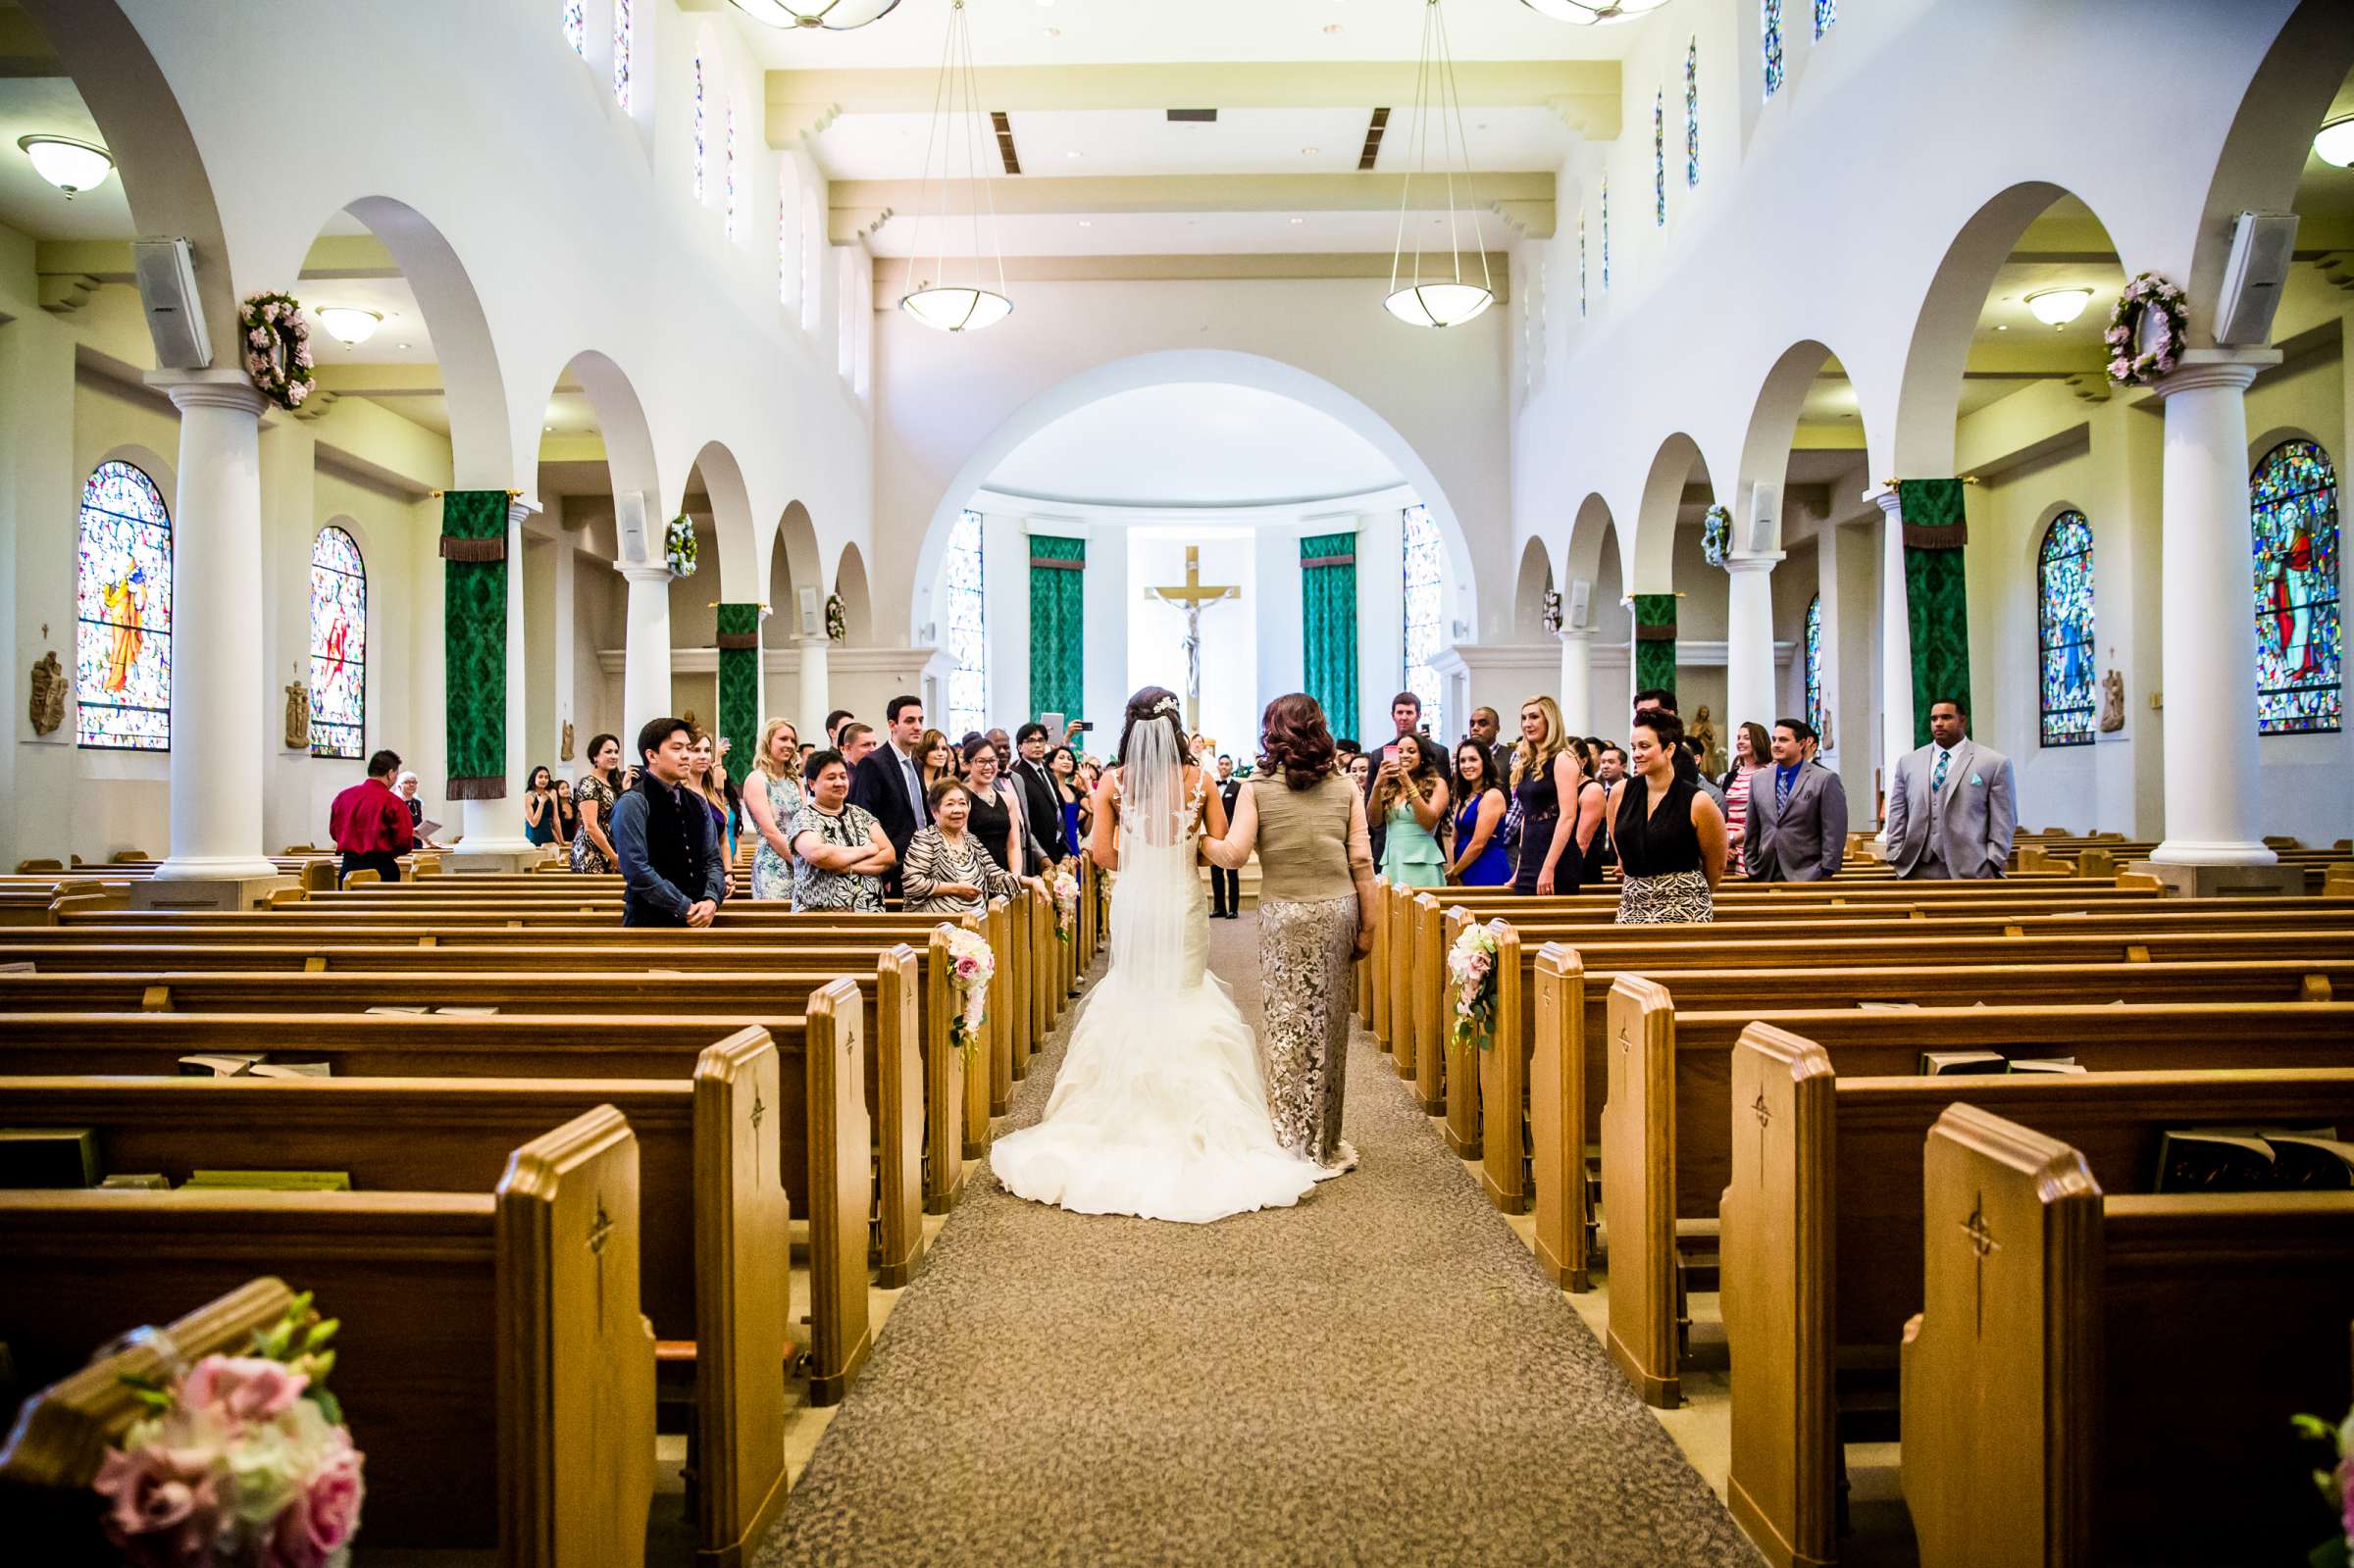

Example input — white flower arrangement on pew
[93,1291,364,1568]
[1446,923,1501,1053]
[2293,1402,2353,1566]
[943,925,995,1066]
[1050,864,1080,942]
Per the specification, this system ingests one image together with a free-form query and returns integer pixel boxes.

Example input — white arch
[905,349,1481,640]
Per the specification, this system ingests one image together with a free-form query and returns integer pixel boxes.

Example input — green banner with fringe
[440,490,508,799]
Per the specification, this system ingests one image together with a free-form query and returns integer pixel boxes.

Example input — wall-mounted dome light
[315,308,384,346]
[2024,287,2093,328]
[17,134,113,197]
[2315,115,2354,169]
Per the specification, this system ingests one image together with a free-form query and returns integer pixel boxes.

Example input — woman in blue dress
[1446,739,1511,885]
[1049,744,1087,860]
[1373,732,1449,888]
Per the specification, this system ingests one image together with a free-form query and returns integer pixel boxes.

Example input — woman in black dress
[1603,710,1727,924]
[1510,695,1587,893]
[960,734,1021,873]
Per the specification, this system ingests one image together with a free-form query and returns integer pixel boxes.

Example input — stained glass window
[1577,209,1587,317]
[1402,503,1445,741]
[725,104,739,238]
[1803,593,1823,737]
[1653,92,1665,228]
[1764,0,1785,99]
[2036,511,2096,747]
[75,460,172,750]
[692,56,705,203]
[1601,177,1611,290]
[1685,37,1699,188]
[309,527,367,759]
[612,0,633,109]
[947,509,988,740]
[2251,438,2342,733]
[1814,0,1835,40]
[563,0,585,54]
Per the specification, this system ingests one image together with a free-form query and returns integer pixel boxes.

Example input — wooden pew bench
[1900,1104,2354,1566]
[1721,1032,2354,1567]
[0,1108,658,1563]
[1596,995,2354,1408]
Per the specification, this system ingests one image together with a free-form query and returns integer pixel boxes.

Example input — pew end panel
[1722,1026,1839,1568]
[691,1034,793,1565]
[974,900,1008,1156]
[873,944,927,1289]
[1530,943,1589,1290]
[1413,894,1448,1117]
[1479,920,1528,1213]
[1367,877,1390,1040]
[1603,975,1681,1408]
[804,980,874,1406]
[922,928,968,1214]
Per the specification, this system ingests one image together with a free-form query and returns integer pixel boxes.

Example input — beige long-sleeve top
[1202,771,1374,904]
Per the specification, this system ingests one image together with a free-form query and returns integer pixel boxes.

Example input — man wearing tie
[1885,696,2016,879]
[1744,718,1848,882]
[848,694,931,897]
[1010,721,1069,870]
[1209,754,1244,919]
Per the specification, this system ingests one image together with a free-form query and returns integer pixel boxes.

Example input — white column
[1872,488,1913,842]
[552,532,577,767]
[1557,627,1593,734]
[458,498,537,854]
[156,375,276,880]
[1722,552,1784,733]
[796,637,829,737]
[2150,348,2281,866]
[620,563,675,738]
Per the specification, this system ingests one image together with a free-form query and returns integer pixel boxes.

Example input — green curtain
[1897,479,1972,749]
[1301,531,1358,738]
[1029,535,1086,724]
[440,490,509,800]
[715,602,761,786]
[1632,592,1678,699]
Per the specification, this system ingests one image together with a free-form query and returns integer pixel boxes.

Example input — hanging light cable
[1385,0,1493,329]
[899,0,1011,332]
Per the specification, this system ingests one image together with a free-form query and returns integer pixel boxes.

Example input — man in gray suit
[1885,696,2016,879]
[1745,718,1848,882]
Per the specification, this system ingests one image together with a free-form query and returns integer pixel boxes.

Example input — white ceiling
[979,380,1405,508]
[733,0,1650,70]
[876,204,1509,256]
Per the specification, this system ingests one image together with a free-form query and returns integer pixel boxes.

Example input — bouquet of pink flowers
[93,1292,364,1568]
[943,926,995,1064]
[1446,923,1501,1053]
[1051,866,1080,942]
[2294,1403,2354,1566]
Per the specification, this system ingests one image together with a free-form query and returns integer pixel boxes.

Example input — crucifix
[588,1195,616,1332]
[1961,1190,2001,1339]
[1147,545,1241,732]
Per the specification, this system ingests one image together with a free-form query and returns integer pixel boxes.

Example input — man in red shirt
[330,748,416,885]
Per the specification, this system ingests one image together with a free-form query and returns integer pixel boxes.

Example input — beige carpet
[755,913,1759,1566]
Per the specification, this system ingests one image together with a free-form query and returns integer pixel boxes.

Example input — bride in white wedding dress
[990,686,1324,1224]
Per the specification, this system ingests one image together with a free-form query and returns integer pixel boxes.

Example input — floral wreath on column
[1700,504,1732,568]
[663,515,698,578]
[2103,273,2188,387]
[240,292,315,410]
[824,593,846,642]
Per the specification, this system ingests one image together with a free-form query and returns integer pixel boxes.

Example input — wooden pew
[0,1028,796,1561]
[0,1108,658,1563]
[1596,994,2354,1407]
[1900,1104,2354,1565]
[1722,1030,2354,1567]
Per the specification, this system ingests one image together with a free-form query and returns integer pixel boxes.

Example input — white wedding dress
[991,717,1322,1224]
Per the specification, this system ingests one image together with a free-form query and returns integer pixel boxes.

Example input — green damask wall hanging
[1301,531,1358,738]
[1029,535,1085,723]
[1896,479,1972,749]
[1632,592,1678,699]
[715,601,762,786]
[440,490,509,800]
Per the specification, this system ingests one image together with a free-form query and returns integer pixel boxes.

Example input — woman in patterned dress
[900,776,1028,916]
[570,733,623,874]
[786,748,894,912]
[1718,721,1768,873]
[744,718,803,901]
[1202,693,1378,1176]
[1604,710,1726,925]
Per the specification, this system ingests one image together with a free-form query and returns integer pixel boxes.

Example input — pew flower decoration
[239,292,315,411]
[1446,923,1502,1053]
[2103,273,2187,387]
[943,926,995,1065]
[2291,1401,2354,1566]
[1051,865,1080,942]
[95,1291,364,1568]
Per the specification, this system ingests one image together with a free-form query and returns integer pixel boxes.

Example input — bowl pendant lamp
[1386,0,1493,329]
[898,0,1012,333]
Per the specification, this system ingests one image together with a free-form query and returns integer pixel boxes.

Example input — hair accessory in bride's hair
[1151,695,1183,721]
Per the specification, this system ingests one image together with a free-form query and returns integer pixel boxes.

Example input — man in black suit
[1209,754,1243,918]
[847,693,930,897]
[1010,721,1069,867]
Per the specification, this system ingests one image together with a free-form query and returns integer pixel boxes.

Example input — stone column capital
[1722,551,1785,575]
[1554,624,1595,644]
[617,562,674,586]
[2150,346,2280,399]
[151,370,270,417]
[1868,486,1904,521]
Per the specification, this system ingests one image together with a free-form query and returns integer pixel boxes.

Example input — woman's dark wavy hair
[1115,684,1185,767]
[1257,692,1338,790]
[585,733,622,789]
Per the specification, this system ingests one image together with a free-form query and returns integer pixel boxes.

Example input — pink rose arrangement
[93,1292,364,1568]
[1446,922,1502,1053]
[238,291,316,411]
[2294,1403,2354,1566]
[1051,866,1080,942]
[942,926,995,1064]
[2102,272,2186,389]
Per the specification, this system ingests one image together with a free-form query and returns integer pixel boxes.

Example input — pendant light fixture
[899,0,1012,332]
[17,134,112,197]
[1385,0,1493,329]
[729,0,900,29]
[1518,0,1673,24]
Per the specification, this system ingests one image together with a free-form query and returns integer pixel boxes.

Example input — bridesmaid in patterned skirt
[1604,710,1727,925]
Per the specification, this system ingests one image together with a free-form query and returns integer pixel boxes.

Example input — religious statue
[1817,708,1834,753]
[1690,704,1722,776]
[560,720,576,761]
[28,650,65,736]
[1147,545,1241,732]
[1541,586,1563,634]
[283,682,311,751]
[682,708,698,733]
[2099,669,2125,733]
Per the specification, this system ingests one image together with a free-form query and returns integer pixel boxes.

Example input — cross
[750,1087,766,1182]
[1961,1190,2001,1339]
[588,1196,616,1332]
[1751,1087,1771,1169]
[1147,545,1241,733]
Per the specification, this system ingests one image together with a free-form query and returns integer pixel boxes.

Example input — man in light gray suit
[1885,696,2016,879]
[1745,718,1848,882]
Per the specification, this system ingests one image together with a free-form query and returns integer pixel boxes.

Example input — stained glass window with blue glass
[692,56,705,202]
[1815,0,1835,40]
[612,0,633,109]
[1804,593,1822,736]
[1685,38,1699,188]
[1653,92,1665,228]
[1601,177,1610,289]
[563,0,585,54]
[2037,511,2097,746]
[76,460,173,750]
[2251,438,2342,733]
[725,105,739,239]
[1763,0,1785,99]
[309,527,366,759]
[947,509,988,740]
[1403,503,1444,741]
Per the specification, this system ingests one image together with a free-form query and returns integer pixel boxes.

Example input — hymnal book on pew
[0,1127,99,1188]
[249,1062,333,1079]
[178,1052,266,1077]
[2261,1135,2354,1190]
[99,1173,170,1190]
[2154,1132,2277,1191]
[2008,1057,2085,1075]
[183,1170,353,1191]
[1919,1050,2007,1076]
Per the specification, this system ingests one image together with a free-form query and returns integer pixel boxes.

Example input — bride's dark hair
[1115,685,1185,767]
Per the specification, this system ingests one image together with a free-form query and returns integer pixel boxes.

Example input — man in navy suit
[848,693,930,897]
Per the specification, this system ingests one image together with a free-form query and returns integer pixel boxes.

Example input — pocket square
[1969,773,1982,786]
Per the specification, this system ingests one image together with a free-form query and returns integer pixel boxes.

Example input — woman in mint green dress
[1374,732,1450,888]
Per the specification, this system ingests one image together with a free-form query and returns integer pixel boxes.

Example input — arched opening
[833,542,874,646]
[1512,536,1556,641]
[766,500,823,649]
[1630,433,1718,719]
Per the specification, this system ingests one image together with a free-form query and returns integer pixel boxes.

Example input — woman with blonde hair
[1510,695,1598,894]
[744,718,803,900]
